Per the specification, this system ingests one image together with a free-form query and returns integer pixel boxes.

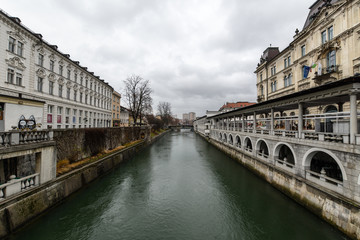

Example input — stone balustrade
[0,130,53,147]
[0,173,40,200]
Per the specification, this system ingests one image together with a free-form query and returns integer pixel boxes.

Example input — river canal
[9,131,348,240]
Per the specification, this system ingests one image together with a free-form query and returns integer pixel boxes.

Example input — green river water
[9,131,349,240]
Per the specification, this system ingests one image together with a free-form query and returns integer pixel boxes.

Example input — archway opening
[278,145,295,167]
[235,136,241,148]
[229,135,233,145]
[223,134,227,143]
[245,138,252,152]
[310,152,343,182]
[258,140,269,158]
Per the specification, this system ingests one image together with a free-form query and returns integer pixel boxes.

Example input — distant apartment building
[189,112,196,121]
[219,102,256,113]
[182,112,196,124]
[112,91,121,127]
[0,10,113,131]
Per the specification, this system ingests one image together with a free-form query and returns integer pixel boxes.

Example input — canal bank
[196,132,359,239]
[0,130,169,238]
[8,131,348,240]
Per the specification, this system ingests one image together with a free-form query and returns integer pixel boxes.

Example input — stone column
[253,112,257,133]
[270,108,274,135]
[298,102,304,139]
[242,114,245,132]
[350,94,358,144]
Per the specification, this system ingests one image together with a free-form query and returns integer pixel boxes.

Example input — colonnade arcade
[208,77,360,198]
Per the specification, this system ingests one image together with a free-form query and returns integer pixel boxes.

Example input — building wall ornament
[6,30,26,43]
[5,57,26,70]
[79,87,84,93]
[48,73,57,82]
[48,53,56,61]
[66,81,72,88]
[58,59,64,66]
[36,68,46,78]
[73,84,78,90]
[58,77,64,85]
[36,46,46,56]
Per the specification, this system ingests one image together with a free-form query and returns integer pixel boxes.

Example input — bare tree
[157,101,173,127]
[123,75,153,125]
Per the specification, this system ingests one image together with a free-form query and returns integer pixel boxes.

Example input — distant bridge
[168,125,194,131]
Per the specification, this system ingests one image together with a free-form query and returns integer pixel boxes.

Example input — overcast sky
[2,0,314,118]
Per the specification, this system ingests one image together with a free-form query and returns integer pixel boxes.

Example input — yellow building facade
[256,0,360,106]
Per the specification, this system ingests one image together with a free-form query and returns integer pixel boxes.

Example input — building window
[86,80,88,88]
[321,30,326,44]
[74,73,78,83]
[47,105,53,123]
[59,65,63,76]
[38,54,44,67]
[271,81,277,92]
[49,81,54,95]
[8,37,16,53]
[7,69,14,84]
[271,65,276,76]
[59,84,63,97]
[74,90,77,101]
[16,73,22,86]
[328,26,333,41]
[50,60,54,72]
[301,45,306,57]
[287,56,291,66]
[67,70,71,79]
[67,87,71,99]
[37,77,43,92]
[327,50,336,71]
[90,96,93,105]
[288,74,292,86]
[260,85,264,96]
[80,77,83,86]
[57,107,62,123]
[284,59,287,68]
[90,82,93,90]
[85,94,88,104]
[17,42,24,56]
[80,92,83,103]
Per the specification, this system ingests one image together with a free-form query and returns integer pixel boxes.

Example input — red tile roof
[219,102,256,111]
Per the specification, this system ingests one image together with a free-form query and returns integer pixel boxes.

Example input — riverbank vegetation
[56,139,142,176]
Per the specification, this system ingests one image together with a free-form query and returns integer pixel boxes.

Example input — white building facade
[0,11,112,131]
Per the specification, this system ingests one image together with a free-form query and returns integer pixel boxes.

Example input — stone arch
[228,134,233,145]
[218,132,222,141]
[273,142,296,165]
[235,135,241,148]
[223,133,227,143]
[255,139,270,158]
[302,148,347,181]
[244,137,253,152]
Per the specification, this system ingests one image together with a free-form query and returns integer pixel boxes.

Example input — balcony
[313,65,339,84]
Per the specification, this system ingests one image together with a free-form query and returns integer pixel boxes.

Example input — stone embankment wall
[205,136,360,239]
[54,127,149,162]
[0,130,167,238]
